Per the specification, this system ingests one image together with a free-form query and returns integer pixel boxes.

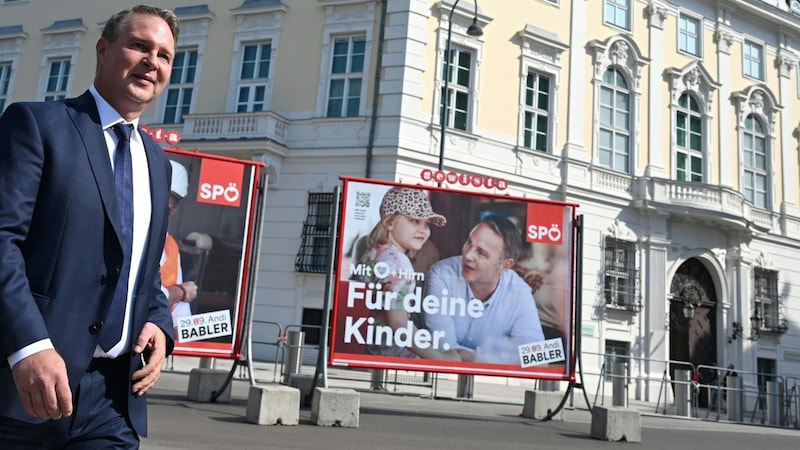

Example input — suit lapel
[65,92,125,243]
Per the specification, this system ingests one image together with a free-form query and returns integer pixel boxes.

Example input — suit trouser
[0,356,138,449]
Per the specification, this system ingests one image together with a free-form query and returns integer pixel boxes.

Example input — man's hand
[11,348,72,420]
[131,322,167,397]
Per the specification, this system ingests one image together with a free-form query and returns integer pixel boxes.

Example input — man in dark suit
[0,5,180,448]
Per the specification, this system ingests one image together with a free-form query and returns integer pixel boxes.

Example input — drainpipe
[365,0,387,178]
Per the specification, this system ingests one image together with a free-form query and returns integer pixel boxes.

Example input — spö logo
[197,159,244,207]
[525,202,565,245]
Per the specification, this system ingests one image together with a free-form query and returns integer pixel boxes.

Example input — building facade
[3,0,800,403]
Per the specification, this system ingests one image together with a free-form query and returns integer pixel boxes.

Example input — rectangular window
[523,71,551,151]
[678,15,701,56]
[295,192,335,273]
[753,268,785,333]
[598,69,631,173]
[44,58,70,102]
[440,46,473,131]
[604,238,638,311]
[326,35,365,118]
[676,95,703,182]
[163,49,197,124]
[743,116,768,208]
[744,41,764,80]
[236,42,271,113]
[0,61,11,111]
[604,340,630,381]
[604,0,630,30]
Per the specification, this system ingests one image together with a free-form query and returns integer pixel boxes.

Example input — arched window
[743,114,768,208]
[676,93,703,182]
[598,68,631,172]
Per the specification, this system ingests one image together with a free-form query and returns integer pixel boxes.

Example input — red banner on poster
[330,177,578,381]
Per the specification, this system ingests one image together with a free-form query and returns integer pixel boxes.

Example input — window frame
[228,8,282,115]
[325,34,366,118]
[433,3,485,134]
[43,58,71,102]
[675,92,704,182]
[604,0,631,31]
[598,68,632,173]
[295,192,336,273]
[0,61,12,111]
[163,48,198,124]
[753,268,785,333]
[236,41,273,113]
[439,44,475,131]
[522,70,552,152]
[603,237,639,312]
[742,114,769,209]
[677,14,702,57]
[743,40,764,81]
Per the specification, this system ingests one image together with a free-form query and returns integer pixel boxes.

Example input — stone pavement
[140,357,800,449]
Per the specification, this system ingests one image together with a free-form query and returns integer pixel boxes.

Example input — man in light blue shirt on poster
[423,215,544,364]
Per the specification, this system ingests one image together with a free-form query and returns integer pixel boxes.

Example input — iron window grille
[603,237,640,312]
[753,268,787,334]
[295,192,335,273]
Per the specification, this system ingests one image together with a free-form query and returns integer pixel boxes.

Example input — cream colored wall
[474,0,570,140]
[0,0,111,102]
[268,1,327,116]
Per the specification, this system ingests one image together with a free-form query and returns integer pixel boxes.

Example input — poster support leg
[542,214,591,420]
[308,185,341,406]
[210,172,270,402]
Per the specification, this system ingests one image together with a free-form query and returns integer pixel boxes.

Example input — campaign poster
[330,177,577,380]
[163,148,262,358]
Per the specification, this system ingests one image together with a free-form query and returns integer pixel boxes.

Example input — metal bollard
[726,376,743,422]
[281,330,305,384]
[612,362,626,406]
[199,357,215,369]
[795,388,800,428]
[457,374,474,398]
[539,379,558,392]
[674,369,692,417]
[370,369,386,390]
[766,381,784,426]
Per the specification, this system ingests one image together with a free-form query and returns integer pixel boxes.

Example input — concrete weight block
[310,387,359,427]
[187,368,231,403]
[590,406,641,443]
[522,390,564,421]
[245,384,300,426]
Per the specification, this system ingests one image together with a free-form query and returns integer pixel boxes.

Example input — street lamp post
[438,0,483,176]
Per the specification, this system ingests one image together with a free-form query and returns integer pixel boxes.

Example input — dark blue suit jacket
[0,91,174,436]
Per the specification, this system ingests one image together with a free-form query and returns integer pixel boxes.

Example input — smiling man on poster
[422,215,544,364]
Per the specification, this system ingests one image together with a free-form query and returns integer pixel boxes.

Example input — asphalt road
[140,370,800,450]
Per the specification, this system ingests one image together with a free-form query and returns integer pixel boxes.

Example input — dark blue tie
[98,123,134,351]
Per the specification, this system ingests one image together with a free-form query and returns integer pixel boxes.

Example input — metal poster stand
[309,185,341,405]
[210,171,269,401]
[542,214,592,420]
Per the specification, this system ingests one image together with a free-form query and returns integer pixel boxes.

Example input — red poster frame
[331,177,578,381]
[163,148,262,360]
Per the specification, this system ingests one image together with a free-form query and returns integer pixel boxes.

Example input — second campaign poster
[163,148,261,358]
[331,177,578,380]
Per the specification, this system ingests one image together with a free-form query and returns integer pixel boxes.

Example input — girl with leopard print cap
[352,187,462,360]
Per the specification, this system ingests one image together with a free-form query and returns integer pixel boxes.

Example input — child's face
[386,215,431,252]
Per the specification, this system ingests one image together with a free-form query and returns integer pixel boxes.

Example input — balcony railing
[180,111,289,144]
[630,177,773,232]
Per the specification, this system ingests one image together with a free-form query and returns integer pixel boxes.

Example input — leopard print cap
[379,187,446,227]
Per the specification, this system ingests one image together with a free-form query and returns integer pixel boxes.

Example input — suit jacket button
[111,268,121,277]
[89,321,104,333]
